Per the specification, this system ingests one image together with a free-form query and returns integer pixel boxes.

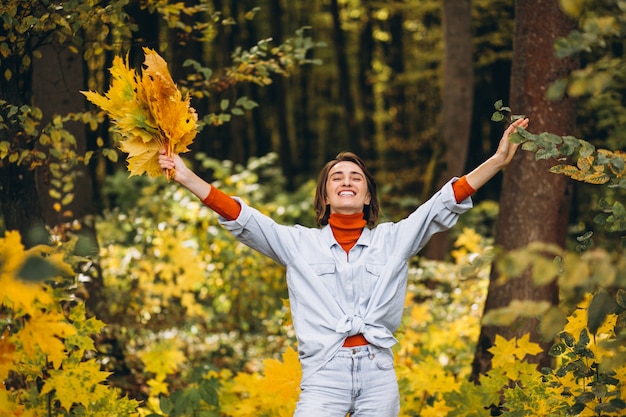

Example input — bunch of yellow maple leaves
[83,48,198,178]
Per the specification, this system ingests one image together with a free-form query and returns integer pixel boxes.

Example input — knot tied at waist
[336,315,366,336]
[335,315,397,348]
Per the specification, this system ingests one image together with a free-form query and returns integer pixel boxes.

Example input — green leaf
[548,343,567,357]
[616,289,626,309]
[494,99,503,110]
[579,140,596,158]
[575,391,596,404]
[588,291,617,335]
[17,255,62,282]
[609,156,625,171]
[220,99,229,111]
[491,111,504,122]
[612,201,626,217]
[159,396,173,414]
[593,212,609,225]
[577,231,593,241]
[538,307,568,341]
[560,135,581,156]
[521,141,538,152]
[547,78,568,100]
[543,132,563,144]
[508,131,524,144]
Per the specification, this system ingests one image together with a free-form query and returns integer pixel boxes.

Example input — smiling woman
[314,152,377,225]
[157,116,528,417]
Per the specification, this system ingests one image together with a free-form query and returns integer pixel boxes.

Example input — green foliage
[493,100,626,245]
[0,1,132,74]
[183,27,323,127]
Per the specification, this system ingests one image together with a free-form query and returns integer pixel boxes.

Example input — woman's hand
[157,148,212,201]
[158,148,190,184]
[492,117,529,168]
[465,117,530,191]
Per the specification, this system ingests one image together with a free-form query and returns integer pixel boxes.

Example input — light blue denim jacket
[219,178,472,382]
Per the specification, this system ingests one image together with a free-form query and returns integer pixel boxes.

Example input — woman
[158,117,529,416]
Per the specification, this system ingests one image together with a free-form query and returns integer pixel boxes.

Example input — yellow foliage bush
[0,230,140,416]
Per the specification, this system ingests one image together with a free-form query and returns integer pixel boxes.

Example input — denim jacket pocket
[360,262,383,296]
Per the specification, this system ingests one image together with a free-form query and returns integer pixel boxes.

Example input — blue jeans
[294,345,400,417]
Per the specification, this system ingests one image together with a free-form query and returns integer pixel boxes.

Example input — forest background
[2,0,626,416]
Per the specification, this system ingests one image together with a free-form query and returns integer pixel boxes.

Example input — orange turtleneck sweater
[202,176,475,253]
[327,212,367,252]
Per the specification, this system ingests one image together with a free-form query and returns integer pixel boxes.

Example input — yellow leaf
[18,309,76,369]
[138,338,186,379]
[0,230,25,275]
[147,378,170,396]
[260,345,302,403]
[66,303,107,356]
[454,227,482,253]
[489,334,518,369]
[514,333,543,359]
[141,48,198,154]
[421,399,455,417]
[119,135,162,177]
[41,359,112,411]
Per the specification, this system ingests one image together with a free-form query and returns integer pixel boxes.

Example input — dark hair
[314,152,380,227]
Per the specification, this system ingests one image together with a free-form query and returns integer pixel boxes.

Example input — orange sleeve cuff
[452,175,476,203]
[201,187,241,220]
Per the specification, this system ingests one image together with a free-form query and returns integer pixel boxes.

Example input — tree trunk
[0,46,49,248]
[31,43,110,317]
[357,3,375,162]
[33,45,95,229]
[471,0,577,381]
[330,0,358,154]
[268,0,296,190]
[424,0,474,260]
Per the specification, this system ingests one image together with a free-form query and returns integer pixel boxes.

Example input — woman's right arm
[158,149,241,220]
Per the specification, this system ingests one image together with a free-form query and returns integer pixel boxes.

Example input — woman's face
[325,161,371,215]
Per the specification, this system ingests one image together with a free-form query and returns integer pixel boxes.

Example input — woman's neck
[328,212,366,253]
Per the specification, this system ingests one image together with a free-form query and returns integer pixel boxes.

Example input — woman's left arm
[465,117,529,191]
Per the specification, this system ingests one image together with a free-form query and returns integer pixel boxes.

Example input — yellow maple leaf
[514,333,543,360]
[18,309,76,369]
[119,135,163,178]
[147,377,170,396]
[564,293,592,337]
[138,338,186,380]
[489,334,518,369]
[454,227,483,253]
[421,398,455,417]
[259,345,302,404]
[41,359,112,411]
[66,303,107,356]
